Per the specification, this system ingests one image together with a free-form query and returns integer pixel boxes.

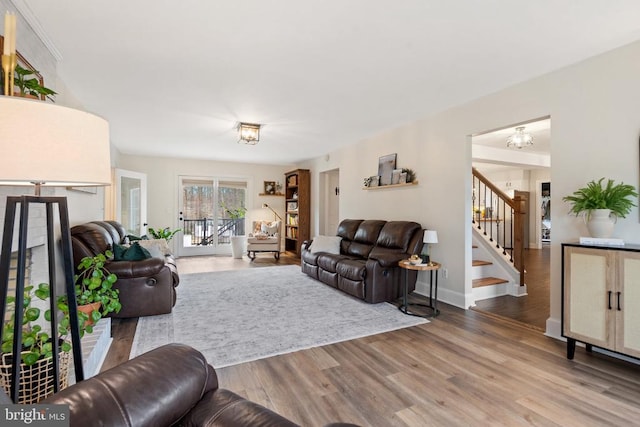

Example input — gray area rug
[130,265,427,368]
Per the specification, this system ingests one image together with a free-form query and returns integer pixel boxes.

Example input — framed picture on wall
[264,181,276,194]
[378,153,397,186]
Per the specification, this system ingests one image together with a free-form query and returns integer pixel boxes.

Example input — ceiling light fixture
[506,126,533,149]
[237,122,261,145]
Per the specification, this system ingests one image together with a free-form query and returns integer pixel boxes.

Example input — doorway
[115,169,147,236]
[470,118,551,330]
[178,176,247,257]
[319,169,340,235]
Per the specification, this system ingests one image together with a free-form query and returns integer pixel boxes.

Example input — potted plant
[222,204,247,259]
[2,64,57,101]
[1,283,89,402]
[147,226,182,242]
[74,250,121,324]
[563,177,638,238]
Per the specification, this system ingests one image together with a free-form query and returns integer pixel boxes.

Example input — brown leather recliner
[301,219,423,303]
[41,344,301,426]
[70,220,179,318]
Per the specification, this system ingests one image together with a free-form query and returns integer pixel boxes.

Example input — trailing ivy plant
[74,250,121,322]
[563,177,638,218]
[1,283,89,366]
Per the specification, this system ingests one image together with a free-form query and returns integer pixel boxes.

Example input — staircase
[471,168,527,302]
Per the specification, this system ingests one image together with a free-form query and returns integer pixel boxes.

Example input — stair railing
[472,167,526,286]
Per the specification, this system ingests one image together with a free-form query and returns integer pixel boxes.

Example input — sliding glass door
[178,176,247,256]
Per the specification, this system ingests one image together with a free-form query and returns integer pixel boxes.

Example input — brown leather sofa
[70,220,179,318]
[41,344,299,426]
[301,219,423,303]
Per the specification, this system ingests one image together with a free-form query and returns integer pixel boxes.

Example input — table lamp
[421,230,438,266]
[0,97,111,402]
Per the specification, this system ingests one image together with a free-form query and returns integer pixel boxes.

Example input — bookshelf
[284,169,310,256]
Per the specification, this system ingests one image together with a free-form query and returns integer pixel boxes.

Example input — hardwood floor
[102,250,640,426]
[473,245,550,330]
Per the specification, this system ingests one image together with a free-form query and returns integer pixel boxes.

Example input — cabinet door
[563,246,614,349]
[616,252,640,358]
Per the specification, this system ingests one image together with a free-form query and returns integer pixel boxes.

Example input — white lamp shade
[0,97,111,187]
[423,230,438,244]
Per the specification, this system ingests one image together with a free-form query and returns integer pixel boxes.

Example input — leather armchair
[41,344,300,426]
[70,221,179,318]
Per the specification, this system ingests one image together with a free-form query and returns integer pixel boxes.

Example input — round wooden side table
[398,260,440,317]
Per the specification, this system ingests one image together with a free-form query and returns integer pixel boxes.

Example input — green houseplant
[563,178,638,219]
[563,178,638,238]
[1,283,91,402]
[147,227,182,242]
[74,250,121,323]
[2,64,57,101]
[1,283,89,365]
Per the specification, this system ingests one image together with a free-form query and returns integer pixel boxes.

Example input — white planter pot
[585,209,616,238]
[231,236,245,259]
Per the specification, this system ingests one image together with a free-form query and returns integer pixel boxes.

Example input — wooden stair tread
[473,260,492,266]
[473,277,509,288]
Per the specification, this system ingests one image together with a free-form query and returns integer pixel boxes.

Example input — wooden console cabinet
[284,169,310,256]
[562,243,640,360]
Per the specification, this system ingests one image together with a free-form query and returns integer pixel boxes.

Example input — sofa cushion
[137,238,171,256]
[317,253,345,272]
[336,259,366,281]
[260,221,280,236]
[113,242,152,261]
[310,235,341,254]
[376,221,422,251]
[344,220,386,258]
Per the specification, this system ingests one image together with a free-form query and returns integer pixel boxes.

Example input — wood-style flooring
[102,250,640,426]
[473,245,550,330]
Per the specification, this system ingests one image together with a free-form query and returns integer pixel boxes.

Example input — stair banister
[472,167,526,287]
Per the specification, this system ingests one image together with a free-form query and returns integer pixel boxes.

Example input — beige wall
[116,155,292,241]
[303,39,640,338]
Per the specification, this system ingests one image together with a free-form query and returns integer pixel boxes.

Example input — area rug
[130,265,427,367]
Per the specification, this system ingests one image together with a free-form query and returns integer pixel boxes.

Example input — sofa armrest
[107,257,166,278]
[42,344,218,427]
[180,389,299,427]
[368,252,406,268]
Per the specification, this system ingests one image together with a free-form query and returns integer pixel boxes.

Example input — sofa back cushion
[369,221,423,260]
[375,221,422,252]
[344,220,386,258]
[336,219,363,254]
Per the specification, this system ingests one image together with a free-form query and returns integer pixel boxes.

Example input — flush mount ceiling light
[506,126,533,149]
[237,122,261,145]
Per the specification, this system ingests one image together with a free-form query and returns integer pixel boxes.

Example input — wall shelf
[362,180,419,190]
[258,193,284,197]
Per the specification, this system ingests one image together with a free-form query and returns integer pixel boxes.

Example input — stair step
[472,260,492,266]
[473,277,509,288]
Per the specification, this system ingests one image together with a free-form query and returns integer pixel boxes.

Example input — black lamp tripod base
[0,195,84,403]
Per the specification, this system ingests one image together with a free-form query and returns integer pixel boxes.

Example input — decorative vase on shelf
[585,209,616,238]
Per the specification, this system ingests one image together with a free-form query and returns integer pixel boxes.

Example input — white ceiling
[18,1,640,165]
[472,118,551,173]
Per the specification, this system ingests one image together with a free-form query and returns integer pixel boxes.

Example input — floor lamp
[262,203,283,221]
[0,97,111,402]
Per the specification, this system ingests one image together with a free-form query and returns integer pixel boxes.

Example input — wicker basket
[0,350,70,404]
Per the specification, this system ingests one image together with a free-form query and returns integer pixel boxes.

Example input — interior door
[115,169,147,236]
[178,176,247,257]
